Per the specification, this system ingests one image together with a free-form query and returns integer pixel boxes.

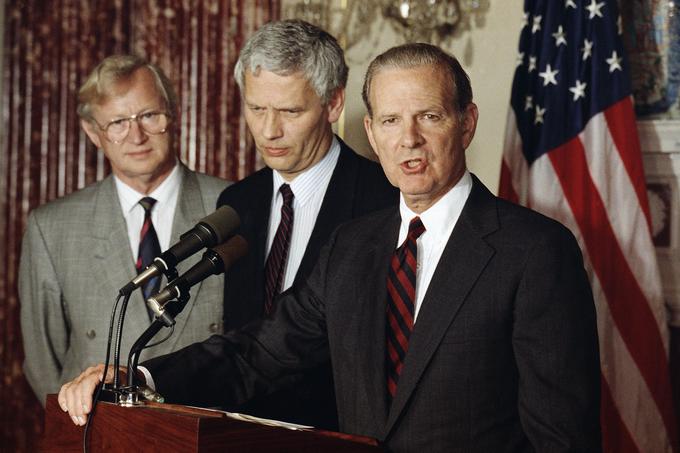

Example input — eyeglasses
[92,111,171,144]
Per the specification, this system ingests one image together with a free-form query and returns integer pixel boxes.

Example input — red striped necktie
[137,197,162,308]
[264,184,294,314]
[386,216,426,400]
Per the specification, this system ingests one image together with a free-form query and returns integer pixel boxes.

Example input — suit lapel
[295,140,358,283]
[383,176,499,435]
[348,210,400,432]
[89,176,151,345]
[246,169,273,307]
[164,165,210,351]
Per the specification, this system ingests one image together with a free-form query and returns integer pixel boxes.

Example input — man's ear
[326,88,346,124]
[81,119,102,149]
[461,103,479,150]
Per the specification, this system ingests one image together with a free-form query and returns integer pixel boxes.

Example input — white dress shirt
[267,137,341,291]
[114,162,181,261]
[396,171,473,322]
[141,144,340,390]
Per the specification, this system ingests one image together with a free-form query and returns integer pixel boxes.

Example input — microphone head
[200,205,240,244]
[212,235,249,271]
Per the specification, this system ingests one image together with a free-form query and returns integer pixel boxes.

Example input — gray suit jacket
[19,164,229,404]
[145,175,601,452]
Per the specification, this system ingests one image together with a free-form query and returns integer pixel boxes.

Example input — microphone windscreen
[213,234,249,271]
[201,205,240,243]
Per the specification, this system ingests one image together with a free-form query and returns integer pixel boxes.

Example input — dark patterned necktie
[263,184,295,314]
[386,216,426,400]
[136,197,162,307]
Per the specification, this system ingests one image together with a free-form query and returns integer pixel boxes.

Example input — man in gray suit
[19,55,229,405]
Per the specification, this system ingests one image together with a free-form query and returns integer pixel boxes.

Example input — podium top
[40,394,381,452]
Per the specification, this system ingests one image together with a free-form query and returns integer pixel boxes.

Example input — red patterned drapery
[0,1,279,450]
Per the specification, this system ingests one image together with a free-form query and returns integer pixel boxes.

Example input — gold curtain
[0,1,279,450]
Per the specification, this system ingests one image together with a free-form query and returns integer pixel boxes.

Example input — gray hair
[234,20,348,104]
[362,43,473,117]
[77,54,177,120]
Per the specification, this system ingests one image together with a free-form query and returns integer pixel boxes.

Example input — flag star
[538,64,559,86]
[582,39,593,60]
[521,11,529,28]
[516,51,525,67]
[534,105,546,124]
[606,50,622,72]
[528,55,537,72]
[566,0,577,8]
[586,0,605,19]
[569,80,587,100]
[532,15,542,33]
[553,25,567,47]
[525,95,533,111]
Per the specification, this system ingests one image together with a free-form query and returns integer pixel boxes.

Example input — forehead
[243,69,320,106]
[94,68,164,116]
[369,65,454,113]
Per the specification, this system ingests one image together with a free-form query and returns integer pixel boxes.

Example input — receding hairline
[364,62,459,113]
[77,56,176,120]
[362,44,472,117]
[106,66,157,96]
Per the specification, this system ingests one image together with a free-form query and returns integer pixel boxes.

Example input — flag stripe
[501,109,529,205]
[500,159,519,204]
[602,98,653,229]
[580,109,667,336]
[547,134,676,442]
[591,273,668,452]
[600,376,640,453]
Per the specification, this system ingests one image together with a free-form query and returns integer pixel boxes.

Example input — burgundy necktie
[263,184,295,314]
[136,197,162,308]
[386,216,426,400]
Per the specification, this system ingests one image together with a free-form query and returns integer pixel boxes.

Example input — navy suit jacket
[215,137,398,428]
[146,175,601,452]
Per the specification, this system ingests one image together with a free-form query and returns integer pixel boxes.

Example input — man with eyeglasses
[18,54,230,406]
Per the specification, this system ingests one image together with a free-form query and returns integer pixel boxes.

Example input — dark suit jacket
[215,137,398,428]
[146,175,601,452]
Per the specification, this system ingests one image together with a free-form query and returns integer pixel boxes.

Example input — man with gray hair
[215,19,397,429]
[19,54,229,405]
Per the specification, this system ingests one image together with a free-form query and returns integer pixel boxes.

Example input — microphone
[119,205,240,295]
[146,234,249,321]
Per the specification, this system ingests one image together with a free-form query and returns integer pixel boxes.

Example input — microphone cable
[83,291,128,453]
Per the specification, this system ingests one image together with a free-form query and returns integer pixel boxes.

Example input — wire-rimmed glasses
[91,111,171,144]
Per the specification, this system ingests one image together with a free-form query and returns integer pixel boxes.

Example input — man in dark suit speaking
[59,43,601,452]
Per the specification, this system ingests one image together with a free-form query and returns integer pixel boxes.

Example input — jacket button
[209,323,219,333]
[86,329,96,339]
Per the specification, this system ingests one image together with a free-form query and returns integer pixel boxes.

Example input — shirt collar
[398,170,473,241]
[271,136,341,207]
[115,162,182,214]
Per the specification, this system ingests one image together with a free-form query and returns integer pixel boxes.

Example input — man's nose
[126,118,148,144]
[400,119,424,149]
[262,111,283,140]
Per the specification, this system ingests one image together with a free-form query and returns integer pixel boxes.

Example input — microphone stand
[116,291,191,406]
[104,266,179,402]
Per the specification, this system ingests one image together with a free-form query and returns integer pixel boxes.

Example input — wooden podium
[40,394,382,452]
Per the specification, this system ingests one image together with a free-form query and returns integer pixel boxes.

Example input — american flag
[499,0,678,451]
